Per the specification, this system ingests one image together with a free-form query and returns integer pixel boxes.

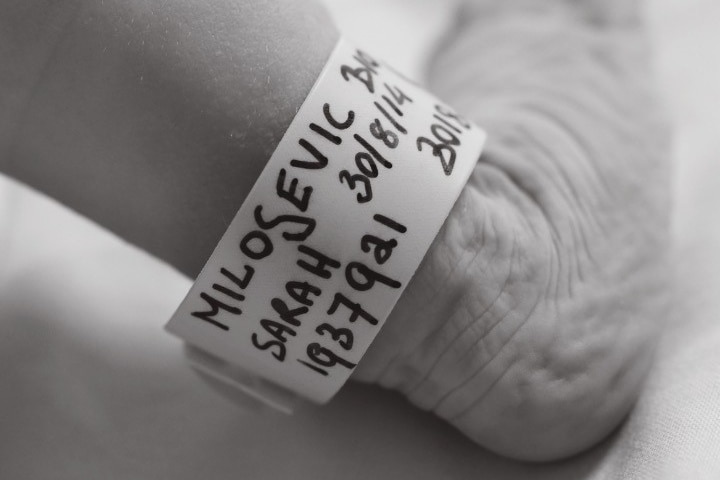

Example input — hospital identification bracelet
[166,38,486,411]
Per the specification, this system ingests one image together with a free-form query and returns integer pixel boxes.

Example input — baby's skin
[0,0,671,460]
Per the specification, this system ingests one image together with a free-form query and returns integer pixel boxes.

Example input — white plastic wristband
[166,38,486,410]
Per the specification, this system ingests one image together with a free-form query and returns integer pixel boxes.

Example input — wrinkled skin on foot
[0,0,671,462]
[353,2,673,460]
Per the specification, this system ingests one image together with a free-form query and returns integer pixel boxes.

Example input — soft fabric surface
[1,0,718,478]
